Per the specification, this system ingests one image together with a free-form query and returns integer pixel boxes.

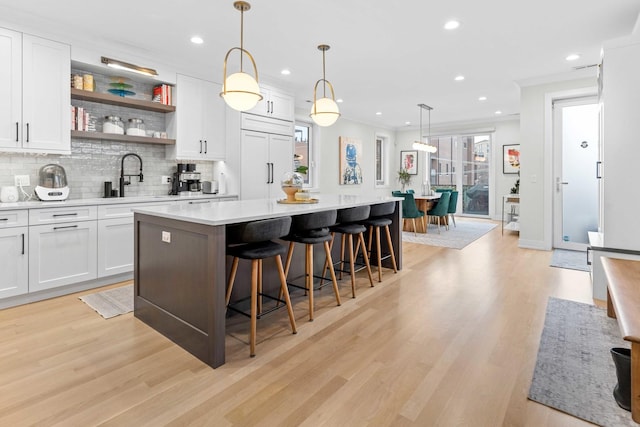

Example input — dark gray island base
[133,195,402,368]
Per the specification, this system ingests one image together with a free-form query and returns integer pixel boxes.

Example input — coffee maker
[170,163,202,195]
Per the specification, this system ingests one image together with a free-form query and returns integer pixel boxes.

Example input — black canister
[104,181,112,198]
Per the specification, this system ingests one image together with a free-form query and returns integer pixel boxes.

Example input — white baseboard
[518,239,550,251]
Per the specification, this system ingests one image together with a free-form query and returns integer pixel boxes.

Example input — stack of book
[153,84,173,105]
[71,106,95,132]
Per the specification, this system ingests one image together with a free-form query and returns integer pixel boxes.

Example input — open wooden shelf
[71,130,175,145]
[71,88,175,113]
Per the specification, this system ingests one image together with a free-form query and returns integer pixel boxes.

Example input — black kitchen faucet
[119,153,143,197]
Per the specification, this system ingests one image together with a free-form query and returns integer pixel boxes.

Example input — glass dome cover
[38,164,68,189]
[281,171,304,189]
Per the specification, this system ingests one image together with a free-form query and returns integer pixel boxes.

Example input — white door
[553,97,599,250]
[0,227,28,299]
[22,34,70,152]
[240,130,270,200]
[269,133,294,199]
[0,28,22,149]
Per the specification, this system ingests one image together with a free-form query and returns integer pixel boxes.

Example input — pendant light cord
[239,8,244,71]
[322,48,327,98]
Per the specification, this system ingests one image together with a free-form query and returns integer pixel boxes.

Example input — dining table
[406,193,442,233]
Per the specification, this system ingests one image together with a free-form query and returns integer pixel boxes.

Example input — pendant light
[412,103,437,153]
[310,44,340,127]
[220,1,263,111]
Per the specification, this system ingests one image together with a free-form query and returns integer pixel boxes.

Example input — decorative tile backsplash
[0,140,214,200]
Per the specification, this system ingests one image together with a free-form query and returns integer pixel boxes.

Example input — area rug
[401,220,497,249]
[550,249,590,272]
[528,297,633,426]
[79,285,133,319]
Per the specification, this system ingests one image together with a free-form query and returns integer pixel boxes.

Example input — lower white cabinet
[97,218,133,278]
[0,226,28,298]
[29,221,97,292]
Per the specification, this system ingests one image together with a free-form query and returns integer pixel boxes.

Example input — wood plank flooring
[0,221,599,426]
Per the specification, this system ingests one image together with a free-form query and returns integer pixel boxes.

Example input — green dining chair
[427,191,451,233]
[397,192,425,235]
[448,191,459,227]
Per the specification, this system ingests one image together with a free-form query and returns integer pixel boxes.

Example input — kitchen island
[133,194,402,368]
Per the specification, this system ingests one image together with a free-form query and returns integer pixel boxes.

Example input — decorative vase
[281,172,304,202]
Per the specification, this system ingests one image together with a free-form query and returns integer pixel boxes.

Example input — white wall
[518,77,596,249]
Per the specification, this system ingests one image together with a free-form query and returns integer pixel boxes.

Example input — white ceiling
[1,0,639,129]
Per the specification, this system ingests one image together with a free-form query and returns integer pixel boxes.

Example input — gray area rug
[529,297,633,426]
[402,220,497,249]
[550,249,590,272]
[79,285,133,319]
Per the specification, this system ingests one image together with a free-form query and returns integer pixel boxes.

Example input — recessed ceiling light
[566,53,580,61]
[190,36,204,44]
[405,121,411,125]
[336,98,343,103]
[454,75,465,81]
[495,110,502,115]
[281,69,291,75]
[376,112,382,116]
[444,20,460,30]
[478,96,487,101]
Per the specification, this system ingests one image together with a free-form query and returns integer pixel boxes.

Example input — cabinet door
[29,221,98,292]
[0,28,22,149]
[173,74,206,159]
[22,34,70,153]
[247,87,270,118]
[241,130,270,200]
[97,217,133,277]
[268,89,295,122]
[269,134,294,199]
[202,80,226,160]
[0,227,28,299]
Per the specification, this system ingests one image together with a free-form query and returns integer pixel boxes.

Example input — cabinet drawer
[29,205,97,224]
[241,114,294,136]
[0,210,28,228]
[98,201,175,219]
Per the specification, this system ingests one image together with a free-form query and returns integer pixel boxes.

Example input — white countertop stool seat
[225,216,297,357]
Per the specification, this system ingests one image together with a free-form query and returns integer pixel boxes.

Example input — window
[294,123,313,186]
[375,135,388,186]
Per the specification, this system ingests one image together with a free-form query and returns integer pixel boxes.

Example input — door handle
[53,213,78,217]
[21,233,24,255]
[53,225,78,231]
[204,140,208,154]
[26,123,29,142]
[199,140,203,154]
[270,163,274,183]
[266,163,270,184]
[15,122,18,142]
[596,161,602,179]
[556,177,569,192]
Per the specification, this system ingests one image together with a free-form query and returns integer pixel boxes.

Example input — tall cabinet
[0,27,70,153]
[240,85,295,200]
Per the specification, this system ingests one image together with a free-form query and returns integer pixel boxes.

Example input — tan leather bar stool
[282,210,341,321]
[226,216,297,357]
[362,202,398,282]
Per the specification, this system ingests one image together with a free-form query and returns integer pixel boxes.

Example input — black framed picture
[400,150,418,175]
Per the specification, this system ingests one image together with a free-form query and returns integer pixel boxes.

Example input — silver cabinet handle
[596,161,602,179]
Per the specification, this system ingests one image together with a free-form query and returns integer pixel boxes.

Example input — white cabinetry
[0,210,28,299]
[240,129,293,200]
[246,84,294,122]
[28,206,97,292]
[0,28,70,153]
[97,201,174,277]
[167,74,226,160]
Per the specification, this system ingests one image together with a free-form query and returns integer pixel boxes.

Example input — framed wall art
[339,136,363,185]
[400,150,418,175]
[503,144,520,174]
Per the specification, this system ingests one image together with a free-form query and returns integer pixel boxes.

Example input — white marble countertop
[133,194,402,227]
[0,193,237,211]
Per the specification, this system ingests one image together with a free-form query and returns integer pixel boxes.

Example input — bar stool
[225,216,297,357]
[323,205,374,298]
[363,202,398,282]
[282,210,341,321]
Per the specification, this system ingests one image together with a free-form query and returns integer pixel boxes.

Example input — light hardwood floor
[0,220,598,426]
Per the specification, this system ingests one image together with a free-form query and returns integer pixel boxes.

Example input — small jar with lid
[103,116,124,134]
[126,118,146,136]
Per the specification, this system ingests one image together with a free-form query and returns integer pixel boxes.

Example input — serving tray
[277,198,319,204]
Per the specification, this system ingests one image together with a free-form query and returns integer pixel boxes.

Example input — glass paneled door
[429,134,492,217]
[552,97,599,250]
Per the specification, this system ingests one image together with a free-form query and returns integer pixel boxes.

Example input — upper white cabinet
[0,28,70,154]
[166,74,226,161]
[246,84,294,122]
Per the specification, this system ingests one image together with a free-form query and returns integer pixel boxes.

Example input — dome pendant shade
[310,44,340,126]
[310,97,340,127]
[220,1,263,111]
